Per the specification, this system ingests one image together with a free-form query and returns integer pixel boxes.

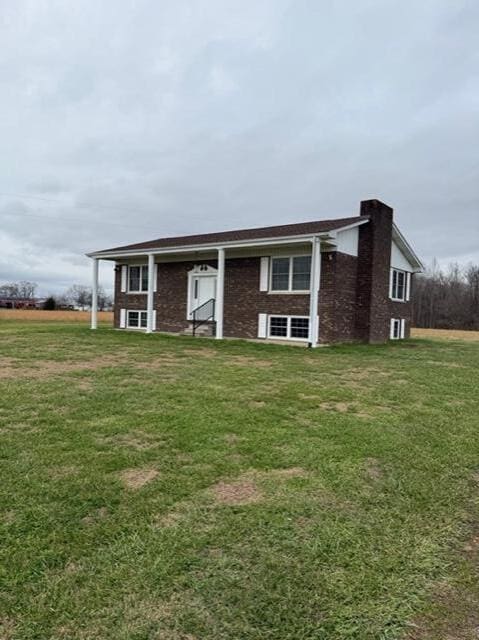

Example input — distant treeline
[413,262,479,330]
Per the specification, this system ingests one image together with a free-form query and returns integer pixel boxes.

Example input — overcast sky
[1,0,478,295]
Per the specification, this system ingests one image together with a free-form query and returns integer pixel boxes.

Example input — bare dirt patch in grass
[0,354,130,380]
[299,393,321,400]
[176,452,194,464]
[223,433,243,446]
[228,355,273,368]
[249,400,266,408]
[0,617,16,640]
[320,401,354,413]
[153,497,207,530]
[119,468,159,489]
[182,348,217,358]
[337,367,393,389]
[155,510,184,528]
[2,510,16,525]
[134,354,182,370]
[0,356,25,379]
[426,360,467,369]
[318,401,387,420]
[210,468,306,506]
[269,467,307,479]
[64,561,81,574]
[295,515,312,530]
[48,465,79,479]
[82,507,109,526]
[76,379,94,391]
[294,415,317,427]
[211,479,262,505]
[99,431,163,451]
[364,457,383,481]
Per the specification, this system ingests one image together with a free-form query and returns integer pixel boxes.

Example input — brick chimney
[355,199,393,343]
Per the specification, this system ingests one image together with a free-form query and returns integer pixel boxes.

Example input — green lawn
[1,322,479,640]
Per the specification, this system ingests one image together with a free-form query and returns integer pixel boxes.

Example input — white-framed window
[128,265,148,293]
[390,318,405,340]
[390,268,407,301]
[270,256,311,292]
[268,315,309,340]
[127,310,148,329]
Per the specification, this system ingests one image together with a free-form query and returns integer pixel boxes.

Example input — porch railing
[191,298,215,337]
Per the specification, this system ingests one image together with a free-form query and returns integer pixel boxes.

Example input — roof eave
[86,219,369,259]
[392,223,424,272]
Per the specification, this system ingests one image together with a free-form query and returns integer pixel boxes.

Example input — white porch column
[91,258,99,330]
[146,253,155,333]
[308,236,321,347]
[216,247,225,339]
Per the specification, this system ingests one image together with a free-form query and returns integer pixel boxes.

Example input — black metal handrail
[191,298,215,337]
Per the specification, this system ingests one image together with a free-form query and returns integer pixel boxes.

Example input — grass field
[0,309,113,323]
[411,327,479,341]
[1,322,479,639]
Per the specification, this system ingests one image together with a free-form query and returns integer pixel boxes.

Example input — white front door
[191,275,217,316]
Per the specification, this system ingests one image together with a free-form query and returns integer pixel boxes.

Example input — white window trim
[390,318,405,340]
[267,315,310,341]
[269,255,311,294]
[127,264,149,294]
[389,268,408,302]
[126,309,148,329]
[120,265,128,292]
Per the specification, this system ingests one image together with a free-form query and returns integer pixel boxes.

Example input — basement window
[390,318,405,340]
[270,256,311,292]
[268,315,309,341]
[390,268,406,301]
[128,265,148,293]
[127,310,147,329]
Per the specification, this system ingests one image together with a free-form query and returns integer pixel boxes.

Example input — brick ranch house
[87,199,423,346]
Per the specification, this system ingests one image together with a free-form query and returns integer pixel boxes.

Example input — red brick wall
[113,210,413,344]
[114,254,358,342]
[114,260,216,332]
[318,252,359,343]
[223,257,310,339]
[356,200,394,343]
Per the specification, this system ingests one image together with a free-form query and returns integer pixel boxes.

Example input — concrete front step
[181,321,216,337]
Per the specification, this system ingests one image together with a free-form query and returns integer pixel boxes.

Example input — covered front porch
[89,232,338,347]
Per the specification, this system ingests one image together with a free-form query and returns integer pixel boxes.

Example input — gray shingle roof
[98,215,367,254]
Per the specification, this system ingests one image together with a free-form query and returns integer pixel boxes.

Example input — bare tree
[0,283,18,298]
[413,261,479,330]
[66,284,92,311]
[65,284,112,311]
[97,287,112,311]
[17,281,37,299]
[0,281,37,299]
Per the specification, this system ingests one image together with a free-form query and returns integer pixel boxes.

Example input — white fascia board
[392,224,424,272]
[86,231,336,260]
[330,218,369,233]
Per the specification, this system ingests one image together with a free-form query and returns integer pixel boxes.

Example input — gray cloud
[0,0,477,295]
